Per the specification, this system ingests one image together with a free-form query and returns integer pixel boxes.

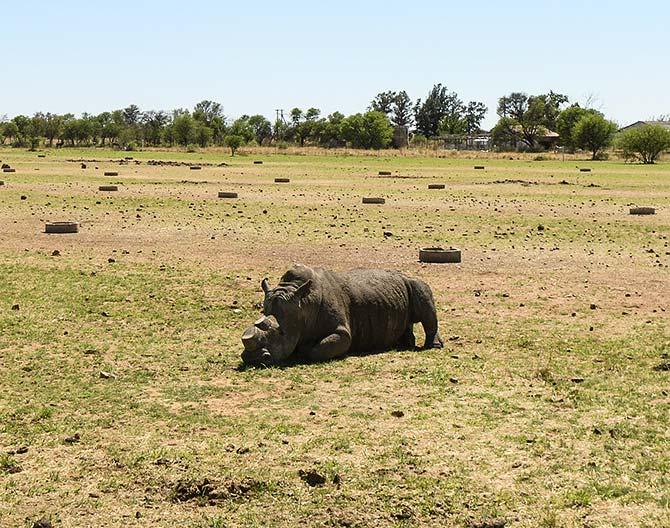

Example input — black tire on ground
[98,185,118,191]
[218,192,238,198]
[428,184,445,189]
[629,207,655,215]
[275,178,290,183]
[254,161,263,164]
[419,247,461,263]
[474,166,485,170]
[3,168,15,173]
[38,154,46,158]
[378,171,392,176]
[45,222,79,234]
[190,166,202,170]
[362,197,385,204]
[579,168,591,172]
[103,171,118,176]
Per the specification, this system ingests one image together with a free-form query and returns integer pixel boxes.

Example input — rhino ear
[294,279,312,300]
[261,278,271,294]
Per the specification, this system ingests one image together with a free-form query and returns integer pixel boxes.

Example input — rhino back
[337,269,412,351]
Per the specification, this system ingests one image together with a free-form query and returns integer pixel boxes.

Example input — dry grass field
[1,147,669,528]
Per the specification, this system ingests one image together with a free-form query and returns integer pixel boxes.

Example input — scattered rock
[172,477,263,503]
[390,410,404,418]
[64,433,80,444]
[470,519,506,528]
[32,518,53,528]
[392,506,414,520]
[298,469,327,487]
[51,250,60,257]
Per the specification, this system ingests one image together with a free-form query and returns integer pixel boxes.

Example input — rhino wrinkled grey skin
[240,264,443,366]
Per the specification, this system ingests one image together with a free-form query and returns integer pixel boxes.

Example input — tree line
[0,85,489,152]
[1,84,668,161]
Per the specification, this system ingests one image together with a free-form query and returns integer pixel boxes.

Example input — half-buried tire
[419,247,461,263]
[45,222,79,234]
[362,197,385,204]
[98,185,118,191]
[629,207,655,215]
[275,178,290,183]
[218,192,238,198]
[428,184,445,189]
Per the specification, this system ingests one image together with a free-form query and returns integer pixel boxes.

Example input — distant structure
[619,120,670,132]
[444,127,560,151]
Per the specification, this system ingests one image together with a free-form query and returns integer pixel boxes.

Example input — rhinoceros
[240,264,443,366]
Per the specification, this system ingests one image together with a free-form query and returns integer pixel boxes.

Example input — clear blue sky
[3,0,668,129]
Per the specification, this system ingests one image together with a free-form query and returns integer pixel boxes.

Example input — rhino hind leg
[421,314,443,349]
[409,279,444,349]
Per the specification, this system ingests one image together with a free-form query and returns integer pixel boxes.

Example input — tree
[229,116,255,143]
[494,91,568,149]
[225,134,243,156]
[122,104,142,126]
[370,91,397,115]
[572,114,617,160]
[194,123,213,148]
[193,100,225,127]
[1,121,18,144]
[463,101,487,134]
[438,96,466,135]
[540,91,569,131]
[173,114,195,146]
[11,115,32,146]
[414,84,464,138]
[141,110,169,146]
[340,111,393,149]
[317,112,345,147]
[247,115,272,145]
[556,105,602,150]
[617,125,670,164]
[38,112,64,147]
[289,108,303,126]
[284,108,320,147]
[391,91,413,129]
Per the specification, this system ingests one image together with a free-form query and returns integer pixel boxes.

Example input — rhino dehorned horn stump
[240,264,443,366]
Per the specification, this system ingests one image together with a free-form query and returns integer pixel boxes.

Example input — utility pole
[274,109,286,141]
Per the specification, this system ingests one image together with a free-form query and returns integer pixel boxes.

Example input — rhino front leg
[306,325,352,362]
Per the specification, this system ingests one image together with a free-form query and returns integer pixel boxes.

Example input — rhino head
[242,276,313,364]
[240,315,284,366]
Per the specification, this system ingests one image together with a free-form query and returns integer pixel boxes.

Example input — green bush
[224,134,244,156]
[572,114,617,160]
[617,125,670,164]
